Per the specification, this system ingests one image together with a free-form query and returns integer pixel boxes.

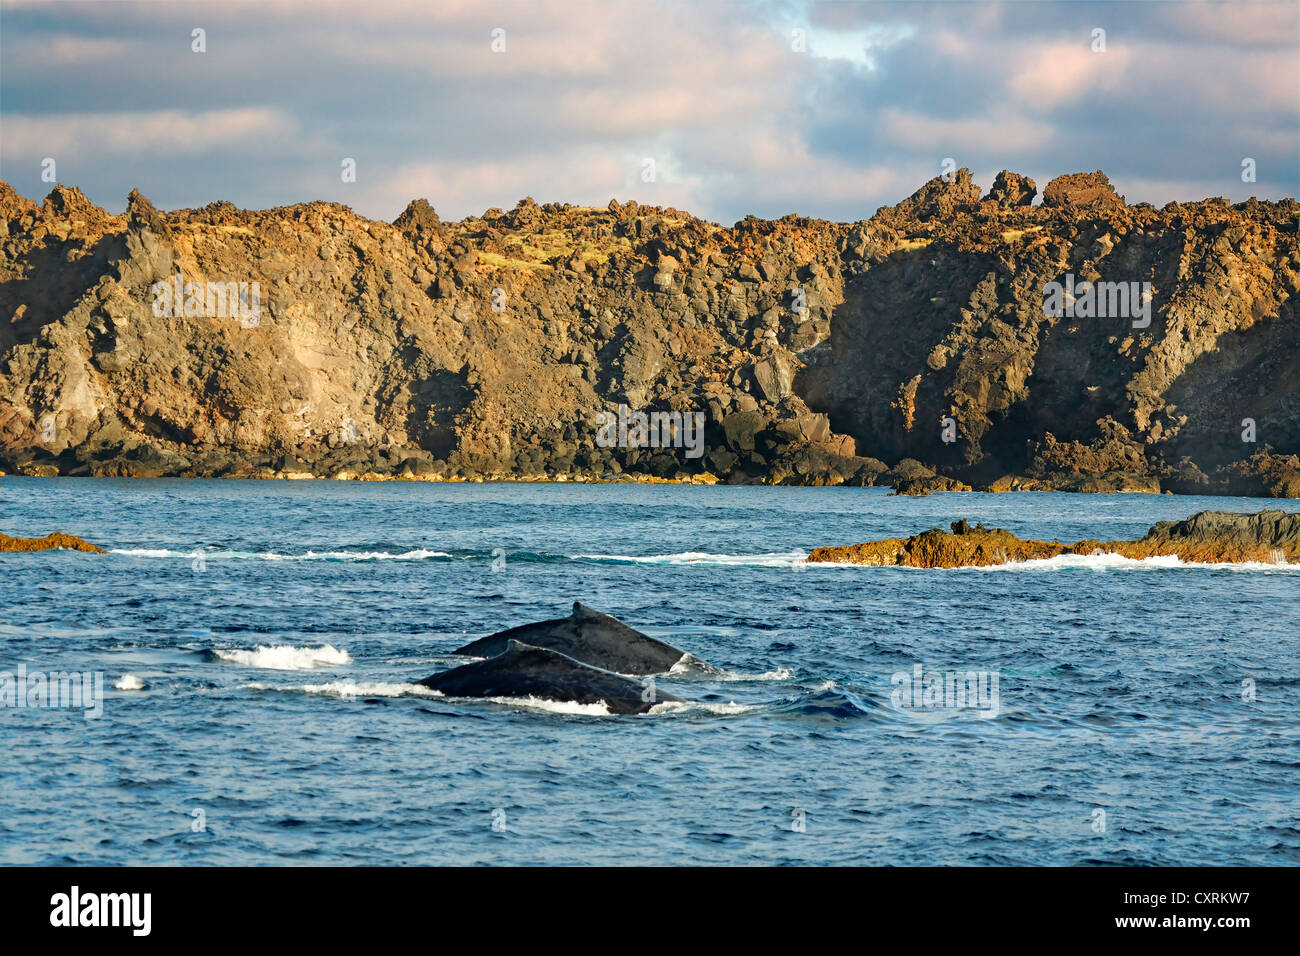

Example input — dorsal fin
[571,601,602,620]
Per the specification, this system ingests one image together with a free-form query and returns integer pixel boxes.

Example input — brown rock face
[890,474,973,495]
[1041,170,1124,212]
[0,172,1295,493]
[807,510,1300,567]
[983,170,1037,207]
[0,531,104,553]
[888,168,983,223]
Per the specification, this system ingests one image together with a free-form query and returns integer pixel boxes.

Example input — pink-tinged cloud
[1,109,299,159]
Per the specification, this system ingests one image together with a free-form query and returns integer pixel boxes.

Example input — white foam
[963,552,1296,572]
[649,699,757,716]
[479,695,615,716]
[574,551,808,568]
[667,653,710,676]
[669,654,790,682]
[111,548,451,562]
[244,680,442,698]
[718,667,793,682]
[259,549,452,562]
[114,674,145,691]
[213,644,351,670]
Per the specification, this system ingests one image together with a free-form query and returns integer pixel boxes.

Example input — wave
[259,549,452,562]
[104,545,1297,572]
[114,674,146,691]
[649,699,758,716]
[245,681,617,715]
[112,547,452,562]
[242,678,759,717]
[960,552,1297,572]
[476,695,617,716]
[769,682,882,720]
[573,551,808,567]
[110,545,812,568]
[717,667,794,682]
[668,655,792,682]
[245,680,441,699]
[211,644,351,670]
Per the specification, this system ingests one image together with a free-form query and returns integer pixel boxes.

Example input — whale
[451,602,690,675]
[418,640,682,715]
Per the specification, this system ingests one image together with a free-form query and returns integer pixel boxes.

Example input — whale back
[420,640,681,715]
[451,602,688,675]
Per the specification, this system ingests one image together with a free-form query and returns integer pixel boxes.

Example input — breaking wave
[112,547,452,562]
[573,551,808,567]
[211,644,351,669]
[244,680,440,699]
[960,552,1296,572]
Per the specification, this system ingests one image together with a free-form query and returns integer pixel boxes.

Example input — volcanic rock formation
[1,171,1296,494]
[0,531,104,553]
[806,510,1300,567]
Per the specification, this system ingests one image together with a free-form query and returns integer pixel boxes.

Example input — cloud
[0,0,1294,222]
[1,108,297,159]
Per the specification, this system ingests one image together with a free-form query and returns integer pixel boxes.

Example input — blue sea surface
[1,478,1297,865]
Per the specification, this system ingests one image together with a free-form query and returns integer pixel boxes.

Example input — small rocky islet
[0,530,104,553]
[807,509,1300,568]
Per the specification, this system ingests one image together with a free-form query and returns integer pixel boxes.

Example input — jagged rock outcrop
[0,171,1295,493]
[983,171,1037,208]
[0,531,104,553]
[807,510,1300,567]
[1040,170,1125,212]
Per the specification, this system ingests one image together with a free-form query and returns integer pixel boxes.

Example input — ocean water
[2,478,1298,866]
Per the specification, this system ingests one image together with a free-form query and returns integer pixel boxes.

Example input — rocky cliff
[1,170,1296,493]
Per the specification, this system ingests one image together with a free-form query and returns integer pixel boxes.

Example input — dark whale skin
[451,602,689,675]
[419,640,683,715]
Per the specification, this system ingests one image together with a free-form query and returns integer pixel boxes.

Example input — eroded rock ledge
[806,510,1300,567]
[0,531,104,553]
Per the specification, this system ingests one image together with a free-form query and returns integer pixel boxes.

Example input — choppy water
[2,478,1298,865]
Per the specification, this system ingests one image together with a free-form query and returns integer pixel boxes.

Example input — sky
[1,0,1296,225]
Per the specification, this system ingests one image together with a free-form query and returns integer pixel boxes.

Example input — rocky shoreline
[807,509,1300,567]
[1,169,1296,494]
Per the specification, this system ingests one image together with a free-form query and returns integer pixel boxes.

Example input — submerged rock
[890,474,972,495]
[0,531,104,553]
[807,510,1300,567]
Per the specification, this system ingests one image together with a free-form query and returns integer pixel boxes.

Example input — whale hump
[451,602,692,675]
[419,639,682,715]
